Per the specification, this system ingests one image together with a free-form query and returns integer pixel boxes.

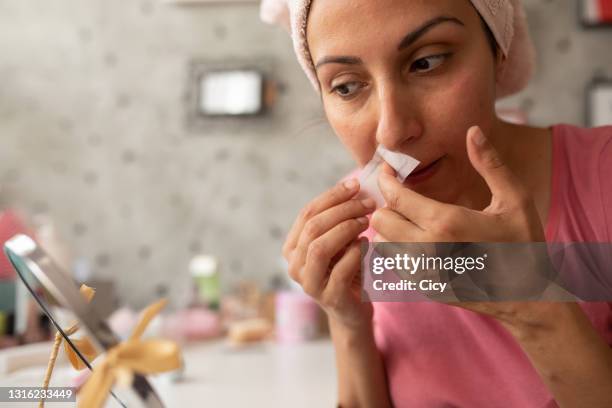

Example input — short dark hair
[479,15,499,58]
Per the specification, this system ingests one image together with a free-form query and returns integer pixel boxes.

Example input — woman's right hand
[283,178,376,332]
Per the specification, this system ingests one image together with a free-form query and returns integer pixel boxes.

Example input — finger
[323,239,364,304]
[284,179,360,258]
[292,197,375,275]
[301,218,369,297]
[466,126,526,210]
[379,161,396,177]
[300,197,376,248]
[370,208,425,242]
[377,171,448,227]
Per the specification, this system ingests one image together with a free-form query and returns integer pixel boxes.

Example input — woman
[261,0,612,406]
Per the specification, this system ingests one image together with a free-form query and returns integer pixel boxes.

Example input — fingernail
[356,216,369,225]
[361,198,376,209]
[471,126,487,147]
[343,179,359,190]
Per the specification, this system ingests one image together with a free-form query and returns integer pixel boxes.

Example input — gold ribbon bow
[77,298,181,408]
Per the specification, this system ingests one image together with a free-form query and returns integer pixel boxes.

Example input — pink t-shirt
[358,124,612,407]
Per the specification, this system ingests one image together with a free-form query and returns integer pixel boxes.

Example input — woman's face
[307,0,502,204]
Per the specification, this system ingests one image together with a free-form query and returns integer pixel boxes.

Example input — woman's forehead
[307,0,477,52]
[307,0,478,66]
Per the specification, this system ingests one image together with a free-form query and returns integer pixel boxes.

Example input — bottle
[189,255,220,310]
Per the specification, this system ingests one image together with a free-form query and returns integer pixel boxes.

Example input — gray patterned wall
[1,0,610,308]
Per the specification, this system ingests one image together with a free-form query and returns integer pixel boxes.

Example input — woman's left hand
[372,126,545,243]
[370,126,550,327]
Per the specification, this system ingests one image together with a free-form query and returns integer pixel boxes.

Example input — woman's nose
[375,86,422,151]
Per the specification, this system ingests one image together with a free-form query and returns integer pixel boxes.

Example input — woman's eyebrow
[397,16,465,51]
[315,55,362,70]
[314,15,465,70]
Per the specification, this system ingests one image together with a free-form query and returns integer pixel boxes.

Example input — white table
[0,339,338,408]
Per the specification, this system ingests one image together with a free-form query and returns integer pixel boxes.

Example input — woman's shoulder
[550,123,612,182]
[548,123,612,242]
[552,123,612,154]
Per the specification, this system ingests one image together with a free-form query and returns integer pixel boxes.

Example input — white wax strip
[358,146,420,208]
[376,145,420,182]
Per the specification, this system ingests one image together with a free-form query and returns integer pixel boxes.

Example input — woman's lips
[403,156,444,184]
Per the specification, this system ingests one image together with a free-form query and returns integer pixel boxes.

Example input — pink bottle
[275,290,320,343]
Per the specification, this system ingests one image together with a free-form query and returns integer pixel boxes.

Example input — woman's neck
[469,119,553,226]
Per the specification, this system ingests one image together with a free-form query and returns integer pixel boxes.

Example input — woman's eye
[410,54,448,73]
[331,81,363,98]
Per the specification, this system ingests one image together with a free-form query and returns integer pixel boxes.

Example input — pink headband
[260,0,536,99]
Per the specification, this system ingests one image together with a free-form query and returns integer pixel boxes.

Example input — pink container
[275,291,320,343]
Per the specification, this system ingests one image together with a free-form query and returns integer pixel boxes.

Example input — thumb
[379,161,396,177]
[466,126,524,210]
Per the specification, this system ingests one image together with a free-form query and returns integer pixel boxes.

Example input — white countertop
[0,338,338,408]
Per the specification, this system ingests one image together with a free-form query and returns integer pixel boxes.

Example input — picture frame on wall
[580,0,612,27]
[185,57,283,135]
[586,78,612,127]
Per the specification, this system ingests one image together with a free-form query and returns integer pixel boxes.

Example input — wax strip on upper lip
[375,145,421,182]
[357,146,421,208]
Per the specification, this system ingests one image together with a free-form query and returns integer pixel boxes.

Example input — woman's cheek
[414,74,489,198]
[439,69,492,131]
[458,63,497,125]
[327,108,375,166]
[421,84,469,152]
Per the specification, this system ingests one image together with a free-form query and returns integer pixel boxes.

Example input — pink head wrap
[260,0,536,99]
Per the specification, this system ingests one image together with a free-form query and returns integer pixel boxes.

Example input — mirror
[3,234,164,408]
